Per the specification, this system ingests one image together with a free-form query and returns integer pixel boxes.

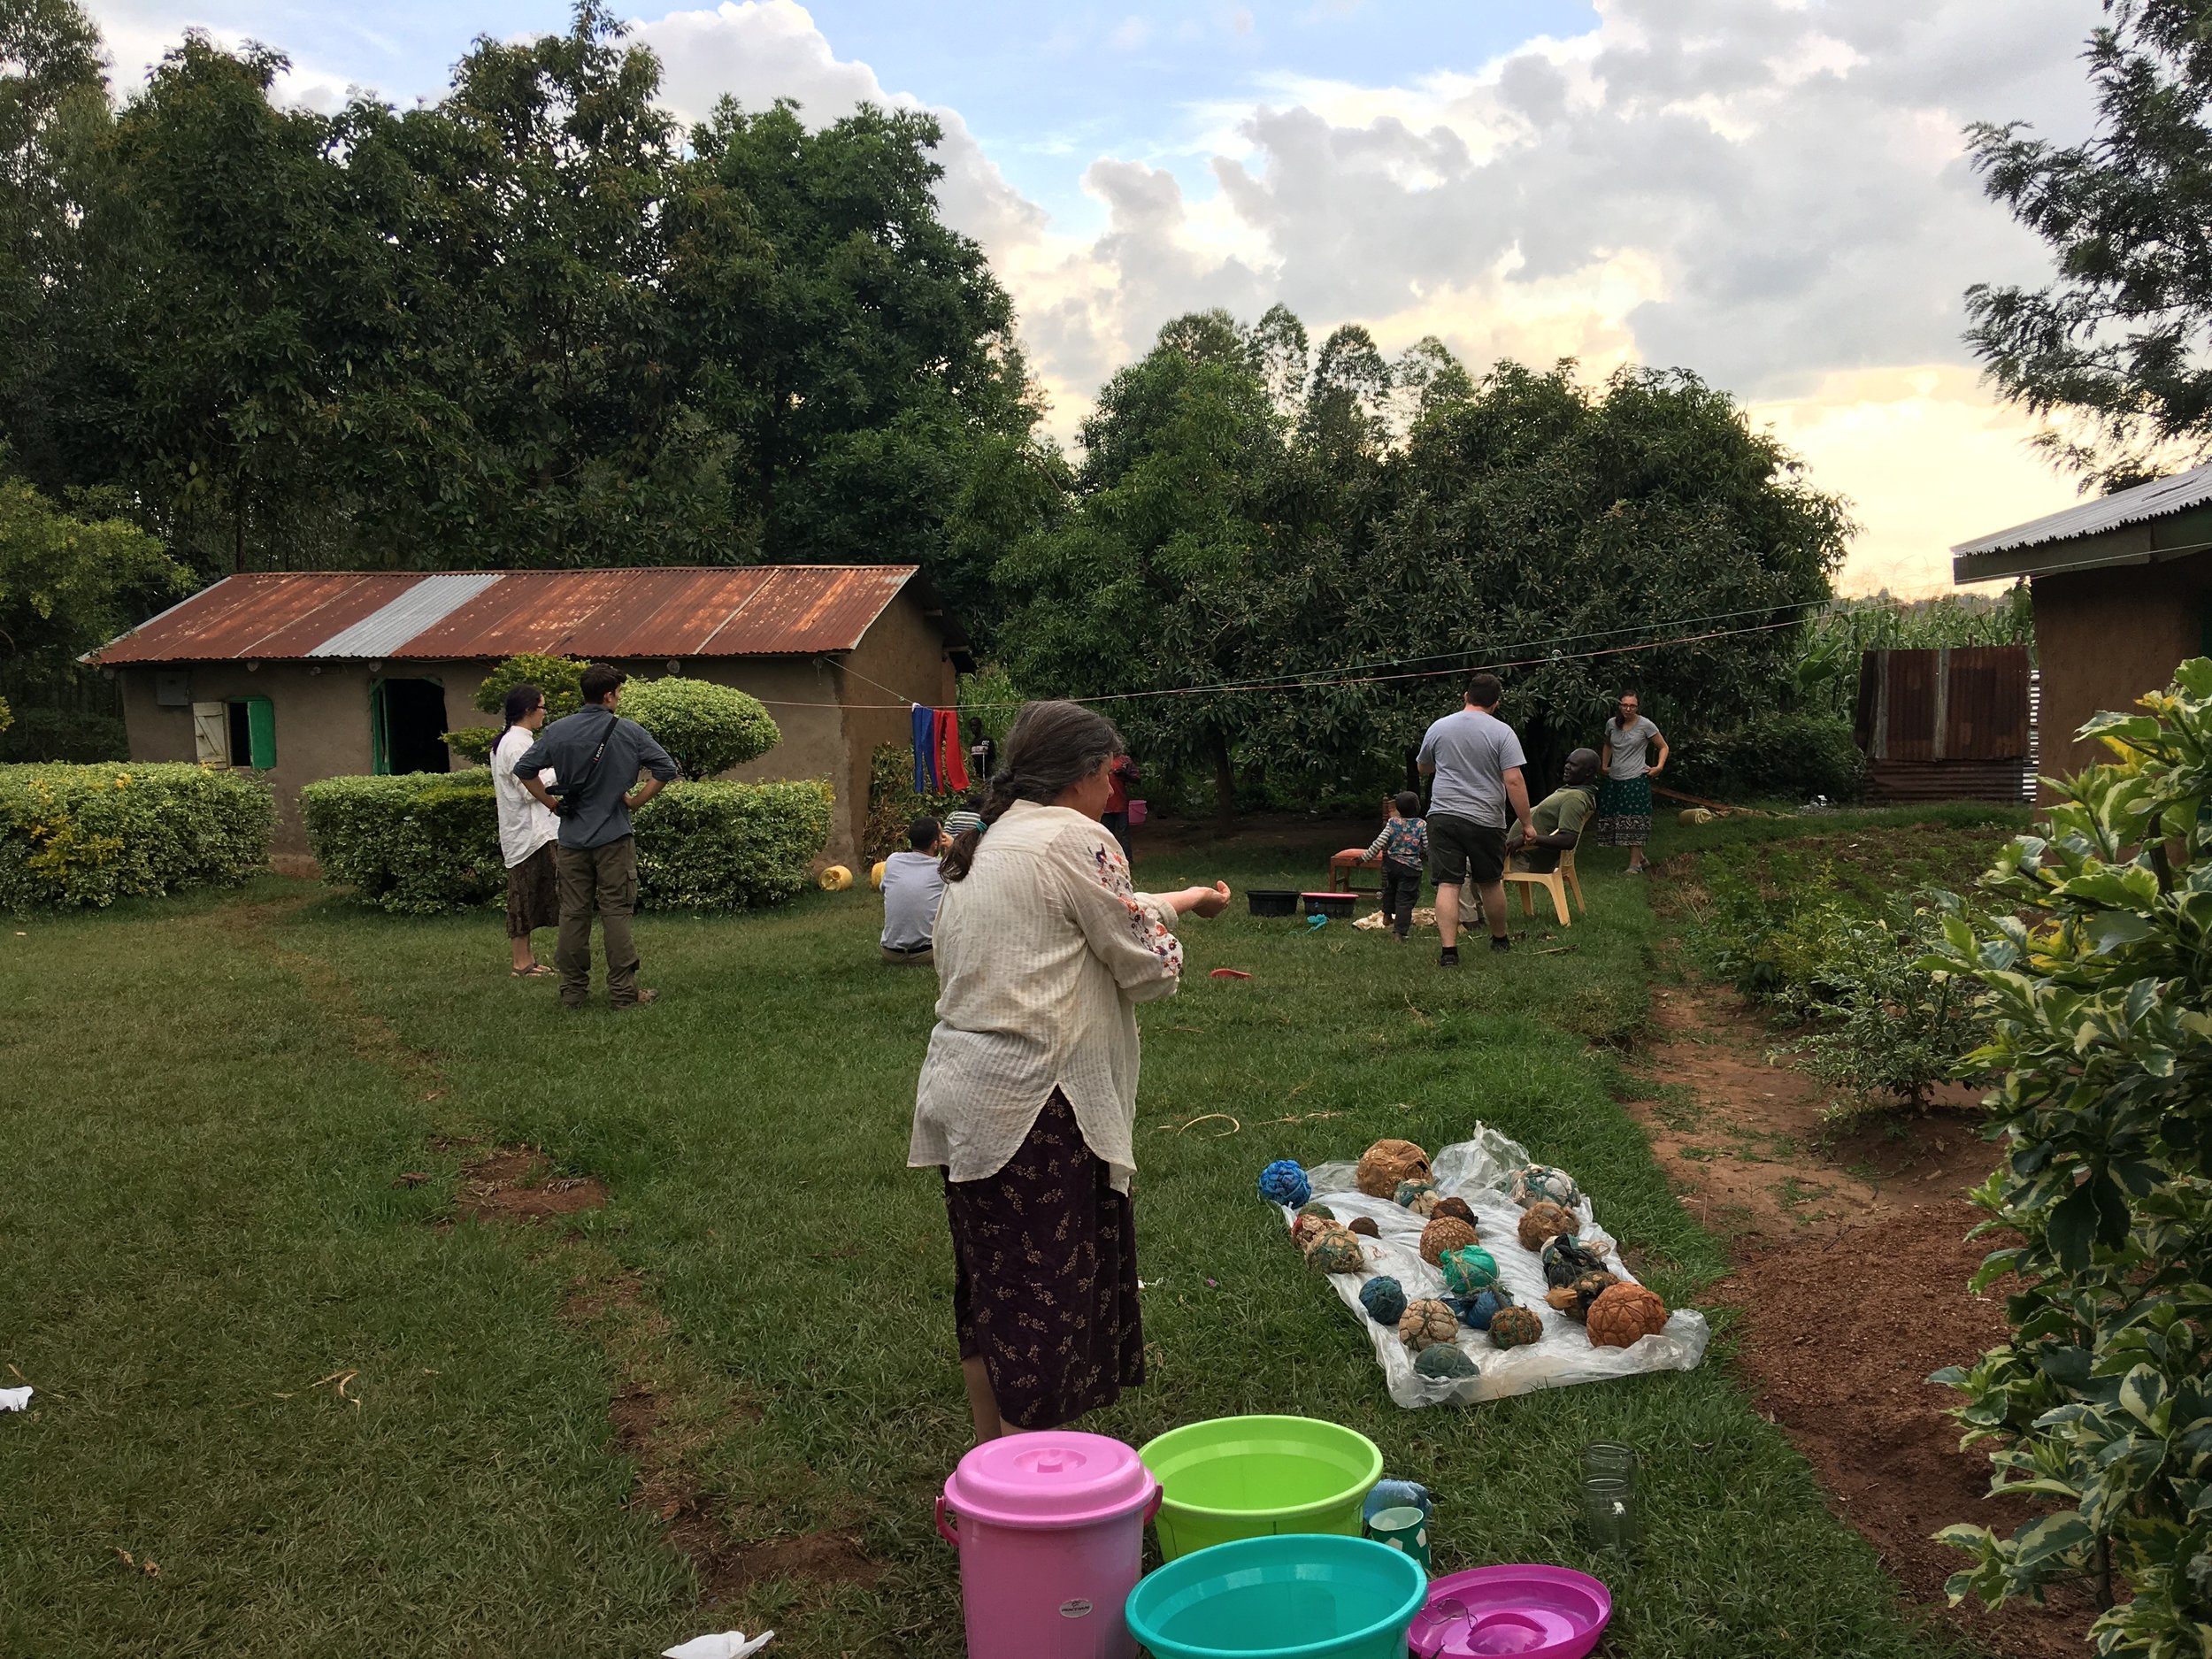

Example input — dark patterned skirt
[943,1089,1144,1431]
[1594,776,1654,848]
[505,841,560,936]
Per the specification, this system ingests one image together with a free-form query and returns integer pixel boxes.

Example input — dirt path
[1626,978,2098,1659]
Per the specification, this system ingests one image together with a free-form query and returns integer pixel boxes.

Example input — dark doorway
[373,678,450,775]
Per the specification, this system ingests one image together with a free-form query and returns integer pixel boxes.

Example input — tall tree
[0,0,109,490]
[999,311,1286,824]
[1966,0,2212,489]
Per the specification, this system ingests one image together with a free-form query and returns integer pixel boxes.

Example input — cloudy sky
[84,0,2108,594]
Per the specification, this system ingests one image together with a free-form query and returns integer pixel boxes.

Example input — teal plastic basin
[1140,1416,1382,1561]
[1125,1532,1426,1659]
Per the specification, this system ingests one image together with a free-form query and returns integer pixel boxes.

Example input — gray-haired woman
[908,701,1231,1442]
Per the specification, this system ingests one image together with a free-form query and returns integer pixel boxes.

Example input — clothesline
[744,612,1814,711]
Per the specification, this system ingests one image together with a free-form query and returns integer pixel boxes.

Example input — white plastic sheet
[1278,1124,1709,1409]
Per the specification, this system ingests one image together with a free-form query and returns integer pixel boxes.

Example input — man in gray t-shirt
[1417,672,1535,964]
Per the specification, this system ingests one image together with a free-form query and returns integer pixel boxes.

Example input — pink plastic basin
[1408,1565,1612,1659]
[937,1430,1162,1659]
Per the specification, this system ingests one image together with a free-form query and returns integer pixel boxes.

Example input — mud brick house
[85,565,972,866]
[1954,463,2212,792]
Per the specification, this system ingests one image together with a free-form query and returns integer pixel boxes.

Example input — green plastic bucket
[1125,1532,1426,1658]
[1138,1416,1383,1561]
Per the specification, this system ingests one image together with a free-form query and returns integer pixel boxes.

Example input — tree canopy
[1965,0,2212,490]
[1,2,1044,590]
[999,310,1847,819]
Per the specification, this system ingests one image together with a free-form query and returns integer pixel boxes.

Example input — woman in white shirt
[910,701,1231,1440]
[491,685,561,977]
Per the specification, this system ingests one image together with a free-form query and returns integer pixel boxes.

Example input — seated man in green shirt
[1507,749,1601,874]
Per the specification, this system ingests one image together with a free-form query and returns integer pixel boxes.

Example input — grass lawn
[0,809,2019,1658]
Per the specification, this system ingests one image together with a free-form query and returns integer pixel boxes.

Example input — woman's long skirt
[1594,775,1655,848]
[942,1088,1144,1431]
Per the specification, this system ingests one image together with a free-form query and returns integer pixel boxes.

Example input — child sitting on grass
[1364,790,1428,941]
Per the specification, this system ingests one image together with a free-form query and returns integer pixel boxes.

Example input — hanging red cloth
[934,709,970,792]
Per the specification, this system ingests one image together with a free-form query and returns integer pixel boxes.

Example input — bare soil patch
[1632,976,2096,1658]
[455,1145,609,1224]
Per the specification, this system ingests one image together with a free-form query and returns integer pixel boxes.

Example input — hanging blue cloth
[911,703,938,793]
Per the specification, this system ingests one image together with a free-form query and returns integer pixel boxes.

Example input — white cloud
[1110,16,1151,51]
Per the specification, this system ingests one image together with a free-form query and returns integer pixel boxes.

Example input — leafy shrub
[0,762,272,910]
[1670,709,1866,804]
[864,743,968,861]
[443,652,588,763]
[634,780,833,910]
[1688,840,1993,1106]
[300,774,505,914]
[302,773,830,914]
[1928,659,2212,1654]
[1785,902,1985,1107]
[618,677,780,778]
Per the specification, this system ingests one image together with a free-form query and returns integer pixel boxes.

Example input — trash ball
[1415,1344,1479,1380]
[1359,1275,1408,1325]
[1398,1298,1458,1352]
[1440,1244,1501,1297]
[1488,1306,1545,1348]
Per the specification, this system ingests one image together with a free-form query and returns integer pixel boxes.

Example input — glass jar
[1582,1475,1637,1554]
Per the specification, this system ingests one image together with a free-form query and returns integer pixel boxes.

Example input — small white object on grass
[662,1632,773,1659]
[0,1387,31,1411]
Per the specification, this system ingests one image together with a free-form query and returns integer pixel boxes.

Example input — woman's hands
[1168,881,1233,918]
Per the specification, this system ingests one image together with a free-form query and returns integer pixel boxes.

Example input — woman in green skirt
[1595,691,1669,874]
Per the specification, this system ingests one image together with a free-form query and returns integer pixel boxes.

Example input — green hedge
[0,762,272,910]
[300,775,505,915]
[301,773,832,914]
[634,780,832,909]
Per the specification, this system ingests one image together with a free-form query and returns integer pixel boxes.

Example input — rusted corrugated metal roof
[87,566,926,665]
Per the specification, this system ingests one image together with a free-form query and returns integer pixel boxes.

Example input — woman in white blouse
[491,685,561,977]
[910,701,1231,1441]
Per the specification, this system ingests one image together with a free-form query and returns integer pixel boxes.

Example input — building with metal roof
[1953,463,2212,787]
[87,566,973,864]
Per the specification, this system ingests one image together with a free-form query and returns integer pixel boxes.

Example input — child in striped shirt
[1365,791,1428,941]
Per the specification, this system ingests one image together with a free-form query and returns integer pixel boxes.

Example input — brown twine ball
[1586,1282,1669,1348]
[1431,1195,1476,1226]
[1348,1216,1380,1238]
[1517,1202,1578,1253]
[1356,1139,1432,1198]
[1488,1305,1545,1348]
[1398,1297,1458,1351]
[1418,1215,1480,1266]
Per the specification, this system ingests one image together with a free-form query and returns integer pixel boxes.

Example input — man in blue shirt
[1417,671,1536,966]
[514,664,679,1009]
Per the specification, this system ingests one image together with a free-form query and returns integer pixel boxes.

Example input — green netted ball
[1304,1228,1365,1274]
[1541,1237,1608,1288]
[1439,1244,1501,1297]
[1414,1343,1479,1380]
[1488,1306,1544,1348]
[1297,1202,1336,1221]
[1509,1164,1582,1210]
[1359,1275,1408,1325]
[1394,1179,1440,1217]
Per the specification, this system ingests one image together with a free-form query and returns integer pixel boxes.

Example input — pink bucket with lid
[936,1430,1162,1659]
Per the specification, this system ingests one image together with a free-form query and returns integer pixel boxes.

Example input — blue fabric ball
[1358,1275,1408,1325]
[1446,1288,1510,1331]
[1258,1159,1311,1209]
